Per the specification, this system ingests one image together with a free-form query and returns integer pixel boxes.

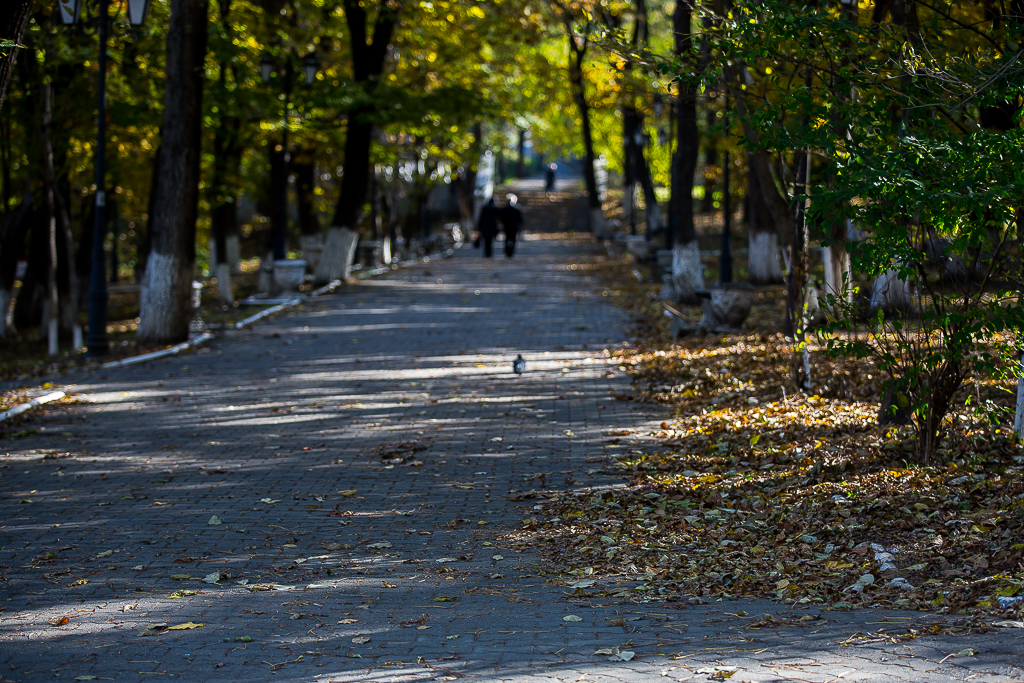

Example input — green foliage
[688,0,1024,458]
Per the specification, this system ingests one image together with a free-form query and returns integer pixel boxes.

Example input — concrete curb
[0,391,67,423]
[101,332,215,369]
[98,242,464,367]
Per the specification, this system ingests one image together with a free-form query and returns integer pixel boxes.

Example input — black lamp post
[58,0,151,357]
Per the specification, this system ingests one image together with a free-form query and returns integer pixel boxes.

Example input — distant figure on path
[477,196,500,258]
[544,162,557,192]
[501,194,523,258]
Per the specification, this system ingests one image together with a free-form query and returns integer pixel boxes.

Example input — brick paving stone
[2,236,1024,682]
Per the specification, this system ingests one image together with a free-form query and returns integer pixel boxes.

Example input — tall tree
[316,0,404,284]
[562,10,609,238]
[621,0,662,239]
[137,0,208,343]
[0,0,33,114]
[669,0,704,303]
[208,0,243,305]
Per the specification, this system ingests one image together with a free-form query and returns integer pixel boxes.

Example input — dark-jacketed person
[477,196,500,258]
[500,194,523,258]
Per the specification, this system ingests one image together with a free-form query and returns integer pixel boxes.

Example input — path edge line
[0,391,67,423]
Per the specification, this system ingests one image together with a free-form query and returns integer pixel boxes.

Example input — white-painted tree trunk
[646,202,663,235]
[1015,354,1024,442]
[72,323,82,350]
[623,182,635,230]
[258,251,273,294]
[822,243,851,305]
[672,240,704,304]
[804,284,823,326]
[299,233,324,271]
[226,234,240,270]
[138,251,192,342]
[0,289,10,339]
[47,317,58,356]
[215,262,233,304]
[748,231,784,284]
[591,208,611,240]
[870,269,913,312]
[314,226,359,285]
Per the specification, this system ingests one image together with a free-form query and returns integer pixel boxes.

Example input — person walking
[544,162,557,192]
[477,196,499,258]
[500,194,523,258]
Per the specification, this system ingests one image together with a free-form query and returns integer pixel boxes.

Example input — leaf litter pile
[516,255,1024,620]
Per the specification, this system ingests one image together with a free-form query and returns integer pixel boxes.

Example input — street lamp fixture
[56,0,152,356]
[260,53,274,84]
[127,0,150,26]
[57,0,81,24]
[303,53,319,85]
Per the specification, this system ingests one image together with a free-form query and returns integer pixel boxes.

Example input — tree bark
[137,0,208,344]
[0,0,32,115]
[515,128,525,178]
[564,20,607,238]
[208,30,242,304]
[669,0,704,302]
[0,196,29,337]
[747,155,783,284]
[40,82,59,355]
[317,0,402,284]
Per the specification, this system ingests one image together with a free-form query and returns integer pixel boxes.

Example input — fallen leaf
[339,490,358,497]
[366,542,392,549]
[50,616,70,626]
[208,515,221,525]
[993,620,1024,628]
[167,622,203,630]
[260,498,280,504]
[563,615,583,622]
[337,619,358,624]
[351,636,370,644]
[96,550,113,558]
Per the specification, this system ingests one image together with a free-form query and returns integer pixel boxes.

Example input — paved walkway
[1,237,1022,682]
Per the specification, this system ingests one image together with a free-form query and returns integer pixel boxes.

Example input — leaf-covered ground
[514,253,1024,620]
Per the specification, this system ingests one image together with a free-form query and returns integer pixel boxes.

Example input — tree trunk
[633,127,663,236]
[670,0,703,302]
[208,42,241,304]
[0,196,29,337]
[565,23,607,238]
[0,1,32,114]
[822,218,852,305]
[516,128,525,178]
[623,107,639,235]
[790,150,813,390]
[137,0,208,344]
[318,0,401,283]
[42,84,59,355]
[295,156,320,240]
[746,155,783,284]
[14,206,46,332]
